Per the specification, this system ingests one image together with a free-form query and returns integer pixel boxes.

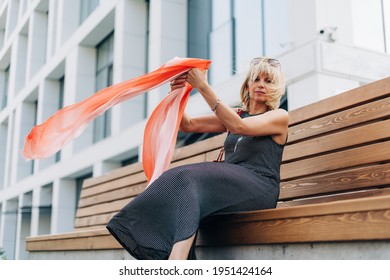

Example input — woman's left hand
[186,68,209,91]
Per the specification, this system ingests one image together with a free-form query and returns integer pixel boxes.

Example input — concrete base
[28,241,390,260]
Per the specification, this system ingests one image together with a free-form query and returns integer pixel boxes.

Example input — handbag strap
[214,109,244,162]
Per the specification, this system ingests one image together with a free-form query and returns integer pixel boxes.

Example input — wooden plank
[75,212,116,229]
[171,133,225,161]
[280,163,390,200]
[168,153,207,168]
[278,187,390,208]
[283,119,390,162]
[26,229,121,251]
[198,209,390,245]
[288,76,390,126]
[27,235,121,251]
[78,182,146,208]
[281,141,390,181]
[83,162,144,189]
[80,172,146,199]
[202,195,390,223]
[76,197,134,218]
[26,228,109,241]
[287,96,390,143]
[81,154,206,199]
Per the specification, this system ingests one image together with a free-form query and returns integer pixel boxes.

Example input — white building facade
[0,0,389,259]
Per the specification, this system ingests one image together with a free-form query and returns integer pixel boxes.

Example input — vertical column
[46,0,58,59]
[56,0,80,47]
[284,0,361,110]
[62,46,96,158]
[231,0,263,71]
[147,0,187,116]
[0,202,3,248]
[13,100,36,182]
[0,9,6,49]
[36,79,61,170]
[209,0,233,85]
[113,0,148,133]
[51,179,76,234]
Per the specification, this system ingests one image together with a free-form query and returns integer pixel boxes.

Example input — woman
[106,57,288,260]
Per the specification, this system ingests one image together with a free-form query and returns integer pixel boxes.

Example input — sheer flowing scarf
[23,57,211,186]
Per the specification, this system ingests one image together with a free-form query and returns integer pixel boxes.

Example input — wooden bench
[26,77,390,257]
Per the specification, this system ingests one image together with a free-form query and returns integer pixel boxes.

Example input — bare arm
[179,111,227,133]
[170,74,227,133]
[185,69,289,139]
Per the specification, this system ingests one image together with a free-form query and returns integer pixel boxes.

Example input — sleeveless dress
[106,111,285,259]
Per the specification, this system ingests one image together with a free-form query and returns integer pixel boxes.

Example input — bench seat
[26,194,390,251]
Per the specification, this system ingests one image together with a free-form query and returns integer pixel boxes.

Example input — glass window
[38,184,52,235]
[93,32,114,143]
[1,66,9,110]
[280,91,288,111]
[75,173,92,213]
[55,77,64,163]
[80,0,100,23]
[121,155,139,167]
[188,0,212,60]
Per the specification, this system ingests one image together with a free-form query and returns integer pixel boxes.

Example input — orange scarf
[23,57,211,186]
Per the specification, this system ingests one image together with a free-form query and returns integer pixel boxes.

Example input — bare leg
[168,233,196,260]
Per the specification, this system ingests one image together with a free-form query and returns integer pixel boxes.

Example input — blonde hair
[239,57,286,111]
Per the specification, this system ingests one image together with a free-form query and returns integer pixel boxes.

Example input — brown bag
[214,147,225,162]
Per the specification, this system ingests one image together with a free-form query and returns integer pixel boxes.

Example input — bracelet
[211,98,220,112]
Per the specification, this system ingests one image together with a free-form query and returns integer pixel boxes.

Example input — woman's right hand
[169,73,187,92]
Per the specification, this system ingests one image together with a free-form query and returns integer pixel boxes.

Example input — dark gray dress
[106,111,284,259]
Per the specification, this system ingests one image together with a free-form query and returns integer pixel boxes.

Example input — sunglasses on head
[251,57,280,68]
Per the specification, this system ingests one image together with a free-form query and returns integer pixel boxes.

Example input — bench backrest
[74,77,390,231]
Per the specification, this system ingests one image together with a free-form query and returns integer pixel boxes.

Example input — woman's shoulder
[266,108,289,119]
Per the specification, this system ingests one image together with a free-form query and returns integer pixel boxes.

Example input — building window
[75,173,92,213]
[80,0,99,23]
[38,184,52,235]
[1,66,9,110]
[188,0,212,60]
[280,91,288,111]
[121,155,139,167]
[93,32,114,143]
[55,77,64,162]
